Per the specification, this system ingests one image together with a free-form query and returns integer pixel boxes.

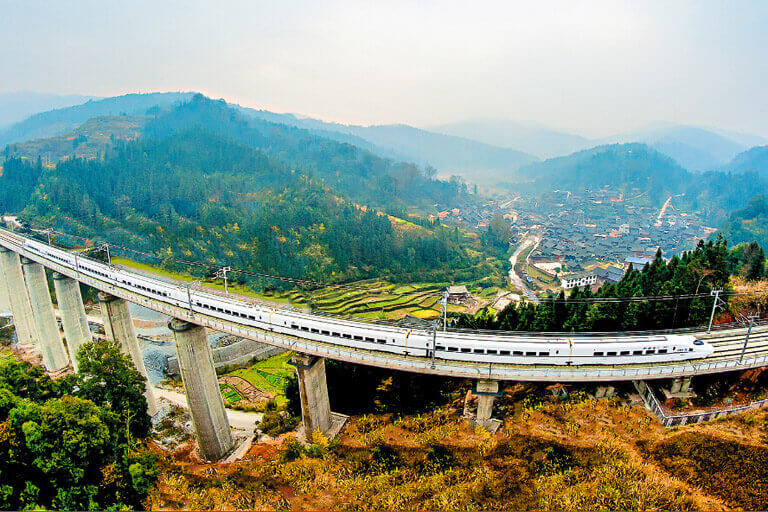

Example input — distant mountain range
[428,118,592,159]
[428,118,768,172]
[237,109,539,185]
[2,90,768,192]
[603,123,767,172]
[0,91,99,129]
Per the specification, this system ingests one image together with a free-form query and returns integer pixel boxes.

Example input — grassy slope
[145,382,768,510]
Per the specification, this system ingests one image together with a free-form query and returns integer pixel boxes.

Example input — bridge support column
[0,247,39,349]
[670,377,692,394]
[0,261,10,314]
[473,379,502,432]
[99,292,157,416]
[291,353,332,436]
[595,385,616,398]
[21,258,69,371]
[169,318,233,461]
[52,273,91,372]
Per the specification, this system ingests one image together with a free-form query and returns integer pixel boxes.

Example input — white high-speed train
[12,234,714,366]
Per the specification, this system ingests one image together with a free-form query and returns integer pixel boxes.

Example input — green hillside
[0,98,493,284]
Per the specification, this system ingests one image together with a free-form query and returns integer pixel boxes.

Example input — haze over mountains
[0,91,98,128]
[3,90,768,192]
[431,118,768,172]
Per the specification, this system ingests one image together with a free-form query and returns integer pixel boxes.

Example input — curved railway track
[2,227,768,381]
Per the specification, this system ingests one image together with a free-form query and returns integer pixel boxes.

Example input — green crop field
[228,351,295,405]
[219,383,243,403]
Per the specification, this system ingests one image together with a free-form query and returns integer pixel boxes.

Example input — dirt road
[508,235,541,304]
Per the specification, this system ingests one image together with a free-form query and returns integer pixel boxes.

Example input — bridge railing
[9,225,767,338]
[634,380,768,427]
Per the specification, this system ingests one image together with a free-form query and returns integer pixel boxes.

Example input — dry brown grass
[145,388,768,511]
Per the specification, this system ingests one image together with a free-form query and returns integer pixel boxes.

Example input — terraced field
[113,256,484,321]
[260,280,453,321]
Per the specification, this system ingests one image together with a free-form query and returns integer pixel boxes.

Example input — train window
[447,347,458,352]
[658,349,668,354]
[594,351,604,356]
[513,350,523,356]
[353,335,363,341]
[376,338,386,344]
[538,352,549,357]
[310,328,319,334]
[620,351,630,356]
[436,345,445,350]
[291,324,298,329]
[633,350,643,355]
[364,337,374,342]
[249,315,256,321]
[473,349,485,354]
[646,349,656,354]
[332,332,340,337]
[301,326,309,332]
[342,334,352,339]
[607,351,617,356]
[486,349,498,355]
[461,348,471,353]
[525,351,536,356]
[322,330,330,336]
[499,350,510,356]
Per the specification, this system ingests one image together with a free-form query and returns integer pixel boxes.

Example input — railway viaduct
[2,227,768,461]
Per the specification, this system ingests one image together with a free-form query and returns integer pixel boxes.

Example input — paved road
[508,235,541,304]
[153,387,262,433]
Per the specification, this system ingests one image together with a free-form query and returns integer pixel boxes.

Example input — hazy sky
[2,0,767,137]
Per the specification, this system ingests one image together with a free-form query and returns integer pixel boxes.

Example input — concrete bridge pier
[670,377,692,394]
[98,292,157,416]
[594,385,616,398]
[0,247,39,349]
[473,379,502,432]
[52,273,92,372]
[21,257,69,371]
[0,261,10,314]
[169,318,233,461]
[291,353,332,437]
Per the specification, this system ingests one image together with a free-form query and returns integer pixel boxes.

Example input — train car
[17,234,716,366]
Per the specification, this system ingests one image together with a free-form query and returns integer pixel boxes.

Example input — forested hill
[143,94,470,213]
[516,143,690,205]
[0,92,194,147]
[514,143,768,221]
[724,145,768,176]
[718,195,768,250]
[0,126,488,283]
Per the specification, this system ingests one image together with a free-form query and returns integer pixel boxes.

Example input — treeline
[0,342,155,510]
[456,238,765,332]
[0,128,484,283]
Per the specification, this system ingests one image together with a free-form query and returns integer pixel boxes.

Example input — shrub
[258,410,299,437]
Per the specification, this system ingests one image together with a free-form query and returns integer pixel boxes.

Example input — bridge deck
[3,228,768,382]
